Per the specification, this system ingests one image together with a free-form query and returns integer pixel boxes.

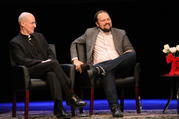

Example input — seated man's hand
[41,59,52,63]
[73,59,84,73]
[123,50,133,54]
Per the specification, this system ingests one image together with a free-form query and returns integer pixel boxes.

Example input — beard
[100,27,111,32]
[99,23,112,32]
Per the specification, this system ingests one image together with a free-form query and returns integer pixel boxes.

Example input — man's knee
[50,60,59,65]
[126,51,136,59]
[124,51,136,64]
[48,60,60,68]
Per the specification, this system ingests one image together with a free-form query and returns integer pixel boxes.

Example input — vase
[166,53,179,75]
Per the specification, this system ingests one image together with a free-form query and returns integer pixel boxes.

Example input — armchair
[9,44,75,119]
[75,43,142,115]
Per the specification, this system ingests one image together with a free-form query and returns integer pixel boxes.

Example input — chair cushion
[30,78,47,89]
[115,76,135,87]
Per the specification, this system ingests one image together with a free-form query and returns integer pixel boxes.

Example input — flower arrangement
[162,44,179,75]
[162,44,179,57]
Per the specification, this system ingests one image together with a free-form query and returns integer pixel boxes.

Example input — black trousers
[28,60,72,101]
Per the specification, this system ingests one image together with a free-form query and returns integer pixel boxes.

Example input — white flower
[162,49,168,53]
[164,44,170,50]
[176,45,179,51]
[162,44,179,57]
[163,44,170,54]
[170,47,177,53]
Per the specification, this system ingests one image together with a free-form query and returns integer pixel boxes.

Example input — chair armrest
[134,62,141,87]
[61,64,75,88]
[11,65,30,90]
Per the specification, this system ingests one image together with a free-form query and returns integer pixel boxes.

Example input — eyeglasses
[28,21,37,25]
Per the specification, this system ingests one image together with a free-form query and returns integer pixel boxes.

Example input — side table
[161,74,179,114]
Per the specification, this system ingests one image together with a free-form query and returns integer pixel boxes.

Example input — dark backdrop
[0,0,178,102]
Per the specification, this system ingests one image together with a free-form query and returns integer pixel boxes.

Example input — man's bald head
[18,12,34,24]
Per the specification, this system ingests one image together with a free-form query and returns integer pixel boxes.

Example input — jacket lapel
[90,28,100,50]
[111,29,120,54]
[87,28,99,64]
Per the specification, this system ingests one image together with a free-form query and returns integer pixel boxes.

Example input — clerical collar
[28,35,31,41]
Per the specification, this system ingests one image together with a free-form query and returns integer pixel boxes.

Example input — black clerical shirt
[23,34,44,60]
[9,32,55,67]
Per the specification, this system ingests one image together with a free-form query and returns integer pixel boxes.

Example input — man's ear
[96,22,99,27]
[20,21,25,27]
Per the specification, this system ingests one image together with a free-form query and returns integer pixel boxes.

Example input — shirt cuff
[71,57,78,62]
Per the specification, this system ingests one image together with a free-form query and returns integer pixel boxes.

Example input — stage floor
[1,99,179,119]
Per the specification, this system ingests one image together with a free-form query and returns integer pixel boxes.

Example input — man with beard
[70,10,136,117]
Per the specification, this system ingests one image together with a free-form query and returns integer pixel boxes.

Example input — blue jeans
[95,52,136,107]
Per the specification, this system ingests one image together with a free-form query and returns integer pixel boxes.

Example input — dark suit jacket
[9,32,55,67]
[70,27,135,64]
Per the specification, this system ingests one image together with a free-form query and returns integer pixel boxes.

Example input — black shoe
[96,66,106,76]
[54,101,71,118]
[67,95,87,108]
[111,105,123,117]
[87,65,106,79]
[81,64,91,73]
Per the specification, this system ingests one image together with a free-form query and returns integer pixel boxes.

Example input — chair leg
[25,90,29,119]
[177,88,179,114]
[90,87,94,115]
[119,89,124,112]
[71,106,76,117]
[12,91,16,117]
[79,107,83,114]
[135,87,141,113]
[163,79,174,113]
[79,88,84,114]
[70,88,77,116]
